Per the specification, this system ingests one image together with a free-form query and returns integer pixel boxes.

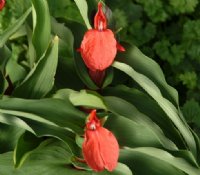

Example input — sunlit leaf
[13,36,59,99]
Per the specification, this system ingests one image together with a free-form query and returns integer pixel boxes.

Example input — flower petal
[97,127,119,171]
[117,42,126,52]
[94,2,107,30]
[83,130,104,171]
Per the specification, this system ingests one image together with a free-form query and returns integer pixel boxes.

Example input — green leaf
[182,99,200,123]
[74,52,98,90]
[0,8,31,48]
[105,113,176,150]
[103,85,185,149]
[51,17,74,57]
[102,68,114,88]
[0,112,81,156]
[9,25,27,40]
[0,124,24,153]
[0,105,82,157]
[0,139,132,175]
[0,72,8,94]
[31,0,51,59]
[69,90,107,110]
[5,57,27,85]
[14,131,43,168]
[13,36,59,99]
[117,45,179,107]
[74,0,92,29]
[0,113,35,134]
[112,61,197,157]
[104,96,177,150]
[0,97,85,134]
[120,147,200,175]
[26,25,36,68]
[0,45,11,71]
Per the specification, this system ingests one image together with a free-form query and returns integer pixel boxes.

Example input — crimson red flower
[78,2,125,86]
[0,0,5,11]
[82,110,119,172]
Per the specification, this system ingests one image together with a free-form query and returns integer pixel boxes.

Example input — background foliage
[0,0,200,174]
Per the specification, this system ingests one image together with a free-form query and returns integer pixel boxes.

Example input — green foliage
[169,0,198,13]
[179,71,197,90]
[182,99,200,123]
[0,0,200,175]
[107,0,200,129]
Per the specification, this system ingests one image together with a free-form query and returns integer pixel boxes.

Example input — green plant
[106,0,200,136]
[0,0,200,174]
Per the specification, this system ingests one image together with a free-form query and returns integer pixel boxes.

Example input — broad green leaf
[53,89,76,102]
[0,139,132,175]
[14,131,43,168]
[74,52,98,90]
[117,45,179,107]
[5,57,27,85]
[104,96,177,150]
[168,149,199,167]
[120,147,200,175]
[0,113,35,134]
[0,110,82,158]
[112,61,197,156]
[23,118,80,151]
[0,112,81,156]
[74,0,92,29]
[69,90,107,110]
[103,85,185,149]
[31,0,51,59]
[13,36,59,99]
[0,97,85,134]
[0,123,24,153]
[0,8,31,48]
[105,113,174,149]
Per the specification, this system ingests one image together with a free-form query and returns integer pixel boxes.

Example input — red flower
[78,2,125,86]
[0,0,5,11]
[82,110,119,172]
